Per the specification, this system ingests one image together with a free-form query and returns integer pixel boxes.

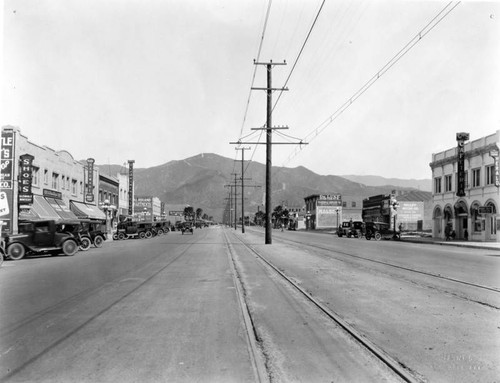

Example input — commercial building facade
[303,194,342,230]
[429,130,499,242]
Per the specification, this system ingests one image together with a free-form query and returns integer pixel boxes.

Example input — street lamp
[391,200,400,239]
[102,199,111,234]
[143,207,148,221]
[335,208,339,228]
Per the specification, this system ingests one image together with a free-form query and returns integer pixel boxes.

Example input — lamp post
[102,199,111,234]
[335,208,339,228]
[391,200,399,239]
[143,207,148,222]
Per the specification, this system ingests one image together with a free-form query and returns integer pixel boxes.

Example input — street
[1,226,499,382]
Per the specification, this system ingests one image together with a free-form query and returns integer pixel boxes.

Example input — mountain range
[99,153,431,222]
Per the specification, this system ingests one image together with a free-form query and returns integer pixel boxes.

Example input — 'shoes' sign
[19,154,34,204]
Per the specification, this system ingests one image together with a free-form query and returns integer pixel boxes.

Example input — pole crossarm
[253,60,287,66]
[251,87,289,92]
[230,142,308,145]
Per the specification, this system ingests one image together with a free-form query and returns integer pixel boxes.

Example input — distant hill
[100,153,429,222]
[341,175,431,192]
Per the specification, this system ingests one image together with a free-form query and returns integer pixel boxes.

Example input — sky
[1,0,499,180]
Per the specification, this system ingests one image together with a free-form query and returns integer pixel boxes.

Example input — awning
[45,198,79,220]
[70,201,106,220]
[19,195,61,221]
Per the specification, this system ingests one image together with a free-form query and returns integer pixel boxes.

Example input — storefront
[303,194,342,230]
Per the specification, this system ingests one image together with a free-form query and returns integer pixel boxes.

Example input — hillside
[100,153,429,222]
[341,175,431,192]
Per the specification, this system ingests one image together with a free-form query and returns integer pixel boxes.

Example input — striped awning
[45,198,79,220]
[19,195,60,221]
[70,201,106,220]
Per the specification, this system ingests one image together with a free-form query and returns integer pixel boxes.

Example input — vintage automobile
[365,222,399,241]
[80,220,107,247]
[180,222,193,235]
[5,220,80,260]
[56,220,93,251]
[152,221,170,236]
[115,221,154,240]
[337,221,364,238]
[0,239,5,266]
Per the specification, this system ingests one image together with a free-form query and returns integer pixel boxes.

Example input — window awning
[70,201,106,220]
[45,198,79,220]
[19,195,61,221]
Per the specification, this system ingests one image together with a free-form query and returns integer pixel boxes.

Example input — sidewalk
[400,235,500,251]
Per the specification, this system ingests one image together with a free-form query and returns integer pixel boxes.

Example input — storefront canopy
[46,198,79,220]
[70,201,106,220]
[19,195,61,221]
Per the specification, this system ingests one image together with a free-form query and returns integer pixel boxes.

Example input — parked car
[56,220,92,251]
[115,221,153,240]
[152,221,170,235]
[80,220,107,247]
[337,221,364,238]
[5,220,80,260]
[0,240,5,266]
[365,222,399,241]
[181,222,193,235]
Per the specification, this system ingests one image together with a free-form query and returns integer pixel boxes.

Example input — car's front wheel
[139,232,146,239]
[374,232,382,241]
[79,236,92,251]
[63,239,79,256]
[7,243,25,260]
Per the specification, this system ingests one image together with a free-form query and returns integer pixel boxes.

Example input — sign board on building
[456,132,469,197]
[86,158,95,202]
[169,211,184,217]
[128,160,135,215]
[18,154,34,205]
[43,189,63,200]
[478,206,493,214]
[490,149,499,187]
[1,129,14,189]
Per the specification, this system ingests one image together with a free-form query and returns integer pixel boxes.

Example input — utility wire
[273,0,326,112]
[283,1,461,166]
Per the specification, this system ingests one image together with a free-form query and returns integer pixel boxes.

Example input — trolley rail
[226,230,421,383]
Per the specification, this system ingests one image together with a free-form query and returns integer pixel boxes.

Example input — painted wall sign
[0,130,14,189]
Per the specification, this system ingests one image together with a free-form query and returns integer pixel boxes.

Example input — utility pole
[235,147,250,233]
[254,60,287,244]
[231,60,307,244]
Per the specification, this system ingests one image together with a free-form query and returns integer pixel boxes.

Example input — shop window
[444,175,452,192]
[472,168,481,188]
[486,165,495,185]
[434,177,442,194]
[471,204,483,232]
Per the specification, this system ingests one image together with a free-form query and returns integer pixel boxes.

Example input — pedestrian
[464,229,469,241]
[445,224,451,241]
[451,230,456,240]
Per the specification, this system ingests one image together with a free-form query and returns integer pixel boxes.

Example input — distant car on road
[337,221,364,238]
[181,222,193,235]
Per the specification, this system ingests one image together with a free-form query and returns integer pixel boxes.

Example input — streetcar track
[276,234,500,294]
[223,230,269,383]
[1,242,195,381]
[268,234,500,310]
[227,230,421,383]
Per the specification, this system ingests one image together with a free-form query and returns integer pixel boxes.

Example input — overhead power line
[283,1,461,166]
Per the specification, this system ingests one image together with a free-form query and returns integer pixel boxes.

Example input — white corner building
[429,130,499,242]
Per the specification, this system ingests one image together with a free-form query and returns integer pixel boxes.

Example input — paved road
[0,229,256,382]
[1,226,498,382]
